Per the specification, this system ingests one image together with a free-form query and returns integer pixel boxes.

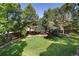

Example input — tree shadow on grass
[44,35,71,41]
[40,43,78,56]
[0,41,27,56]
[44,35,61,41]
[69,36,79,41]
[44,35,77,44]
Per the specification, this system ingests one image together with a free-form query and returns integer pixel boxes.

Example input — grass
[0,35,79,56]
[0,40,27,56]
[22,36,51,56]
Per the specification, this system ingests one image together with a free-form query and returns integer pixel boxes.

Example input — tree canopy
[0,3,79,43]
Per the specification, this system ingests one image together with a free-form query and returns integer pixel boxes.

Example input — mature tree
[6,4,22,32]
[42,5,72,35]
[61,3,79,33]
[0,3,22,44]
[23,4,38,32]
[42,8,55,33]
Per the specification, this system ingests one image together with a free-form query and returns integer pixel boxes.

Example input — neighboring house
[26,26,39,35]
[27,27,34,32]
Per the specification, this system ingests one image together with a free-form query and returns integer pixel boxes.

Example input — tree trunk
[59,25,64,35]
[62,29,64,35]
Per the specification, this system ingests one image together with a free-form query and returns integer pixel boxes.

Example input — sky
[20,3,64,18]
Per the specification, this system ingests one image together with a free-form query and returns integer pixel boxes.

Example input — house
[26,26,39,35]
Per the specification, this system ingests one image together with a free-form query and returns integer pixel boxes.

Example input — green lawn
[0,35,79,56]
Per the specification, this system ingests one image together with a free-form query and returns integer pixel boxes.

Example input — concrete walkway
[27,34,47,37]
